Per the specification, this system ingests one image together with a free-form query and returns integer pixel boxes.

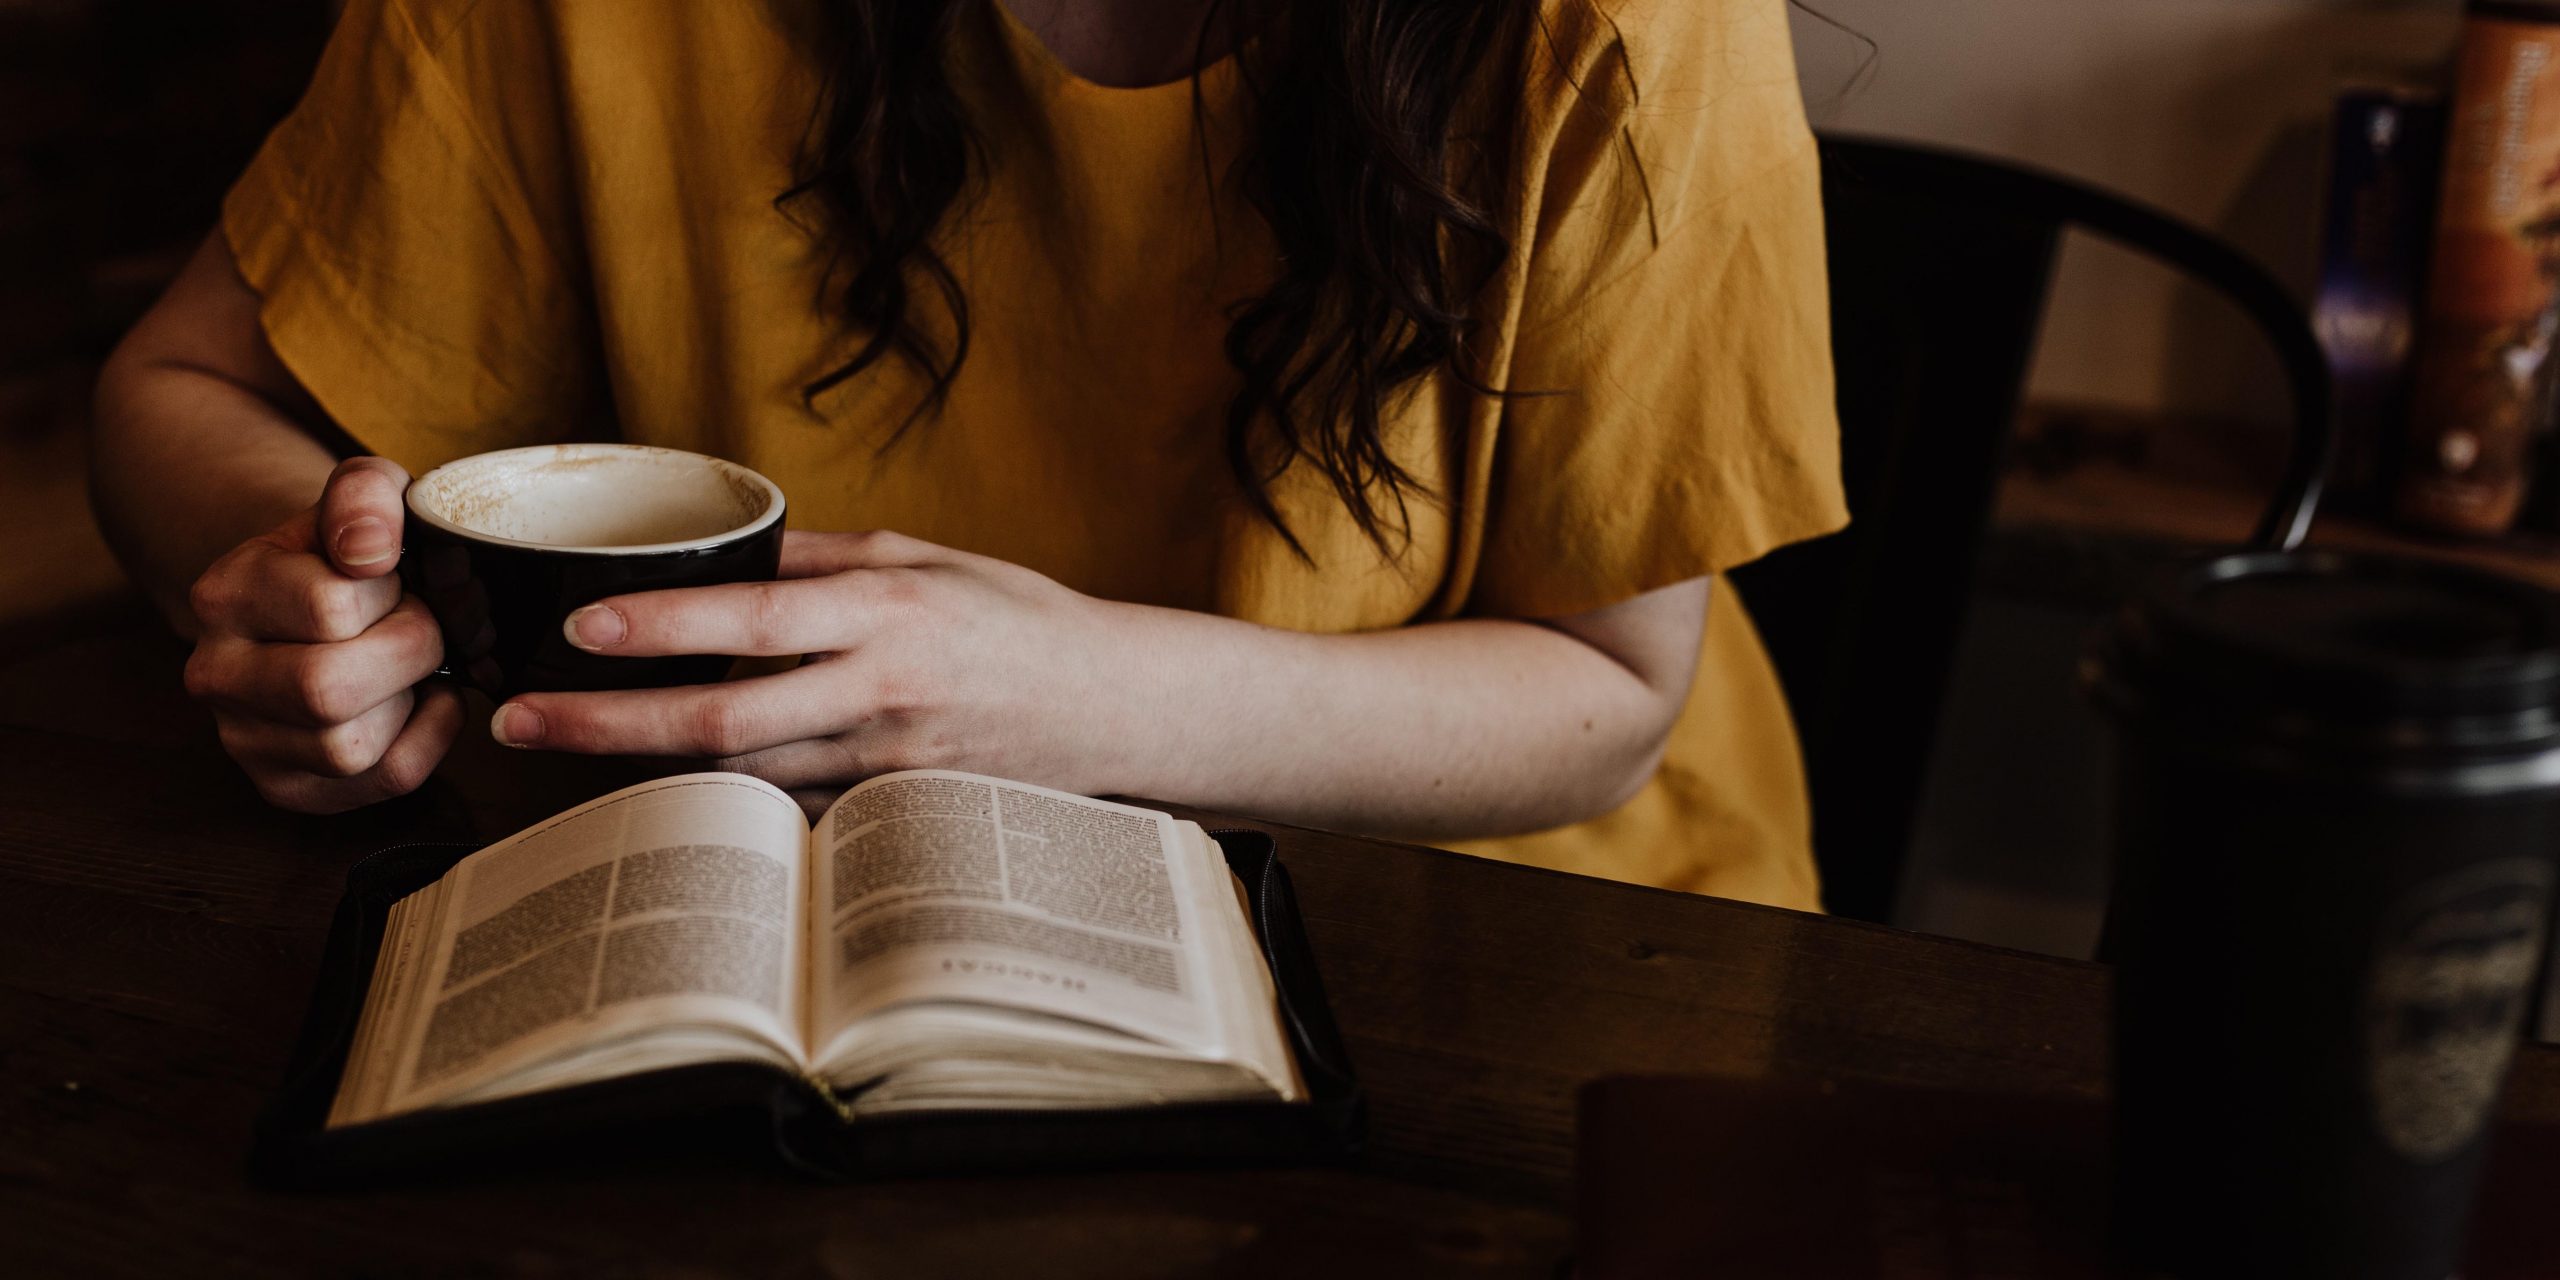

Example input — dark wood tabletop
[7,615,2558,1278]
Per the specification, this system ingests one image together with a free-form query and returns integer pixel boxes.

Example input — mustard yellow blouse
[223,0,1847,909]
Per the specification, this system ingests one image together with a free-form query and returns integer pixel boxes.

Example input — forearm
[90,235,340,631]
[481,535,1708,840]
[92,360,336,627]
[1096,603,1687,841]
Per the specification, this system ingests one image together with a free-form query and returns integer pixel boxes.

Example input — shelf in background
[1990,403,2560,595]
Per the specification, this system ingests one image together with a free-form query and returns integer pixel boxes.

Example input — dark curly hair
[779,0,1538,557]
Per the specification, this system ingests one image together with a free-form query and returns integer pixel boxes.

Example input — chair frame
[1730,135,2332,923]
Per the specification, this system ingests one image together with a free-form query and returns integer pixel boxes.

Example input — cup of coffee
[400,443,785,698]
[2085,549,2560,1280]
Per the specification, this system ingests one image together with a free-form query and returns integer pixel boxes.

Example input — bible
[277,769,1350,1177]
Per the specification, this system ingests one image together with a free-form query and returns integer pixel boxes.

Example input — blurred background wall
[1785,0,2481,949]
[1792,0,2464,433]
[0,0,332,648]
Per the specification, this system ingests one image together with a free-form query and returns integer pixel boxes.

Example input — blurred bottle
[2399,1,2560,539]
[2315,78,2446,517]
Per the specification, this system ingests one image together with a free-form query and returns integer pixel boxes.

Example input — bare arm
[92,234,347,627]
[97,236,1704,837]
[92,231,460,812]
[1095,578,1706,839]
[490,531,1708,841]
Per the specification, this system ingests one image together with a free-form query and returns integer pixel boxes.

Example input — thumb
[316,455,414,579]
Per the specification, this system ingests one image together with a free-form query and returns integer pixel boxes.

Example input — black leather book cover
[252,829,1363,1187]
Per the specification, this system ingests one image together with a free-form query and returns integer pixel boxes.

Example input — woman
[90,0,1844,908]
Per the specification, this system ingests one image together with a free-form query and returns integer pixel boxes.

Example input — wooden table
[7,617,2558,1277]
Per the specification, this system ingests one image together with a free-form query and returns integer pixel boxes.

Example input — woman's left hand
[487,530,1150,800]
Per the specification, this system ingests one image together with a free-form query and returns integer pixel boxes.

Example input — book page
[331,773,811,1127]
[806,771,1237,1063]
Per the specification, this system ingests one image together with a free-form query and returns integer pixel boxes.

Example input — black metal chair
[1727,135,2332,924]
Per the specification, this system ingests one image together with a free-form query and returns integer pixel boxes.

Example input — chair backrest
[1729,135,2331,923]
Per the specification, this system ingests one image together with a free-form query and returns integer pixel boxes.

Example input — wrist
[1054,596,1221,802]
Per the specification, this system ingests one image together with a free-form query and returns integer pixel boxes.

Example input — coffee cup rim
[405,444,786,557]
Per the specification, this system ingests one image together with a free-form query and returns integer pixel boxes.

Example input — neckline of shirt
[987,0,1245,97]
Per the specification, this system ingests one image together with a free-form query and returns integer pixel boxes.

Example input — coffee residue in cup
[414,446,775,549]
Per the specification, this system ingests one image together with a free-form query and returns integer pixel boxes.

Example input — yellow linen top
[223,0,1848,909]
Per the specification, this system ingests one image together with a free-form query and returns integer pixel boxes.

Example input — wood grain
[3,617,2555,1277]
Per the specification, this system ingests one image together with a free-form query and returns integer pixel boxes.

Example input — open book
[329,770,1305,1129]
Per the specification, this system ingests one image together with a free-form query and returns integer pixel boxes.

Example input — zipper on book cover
[798,1070,860,1123]
[354,840,484,879]
[358,840,483,858]
[272,841,491,1123]
[1226,833,1351,1085]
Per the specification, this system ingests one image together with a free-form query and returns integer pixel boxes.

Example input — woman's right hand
[182,457,465,812]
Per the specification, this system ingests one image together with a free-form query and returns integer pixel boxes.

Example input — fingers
[316,456,413,578]
[190,529,404,643]
[779,529,944,579]
[562,576,897,659]
[187,461,453,817]
[493,665,855,759]
[718,737,873,791]
[216,688,416,777]
[238,684,465,814]
[185,595,446,728]
[553,530,956,656]
[186,456,414,643]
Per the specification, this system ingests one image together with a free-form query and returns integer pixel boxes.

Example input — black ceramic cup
[400,444,785,699]
[2085,550,2560,1280]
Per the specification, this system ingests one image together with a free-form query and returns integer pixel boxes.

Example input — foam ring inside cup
[409,446,777,551]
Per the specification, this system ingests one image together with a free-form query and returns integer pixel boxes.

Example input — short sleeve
[1466,0,1846,620]
[221,0,598,473]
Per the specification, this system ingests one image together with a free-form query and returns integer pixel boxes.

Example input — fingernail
[491,704,541,748]
[564,605,626,651]
[335,517,395,566]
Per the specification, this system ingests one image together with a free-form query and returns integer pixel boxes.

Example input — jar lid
[2088,550,2560,755]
